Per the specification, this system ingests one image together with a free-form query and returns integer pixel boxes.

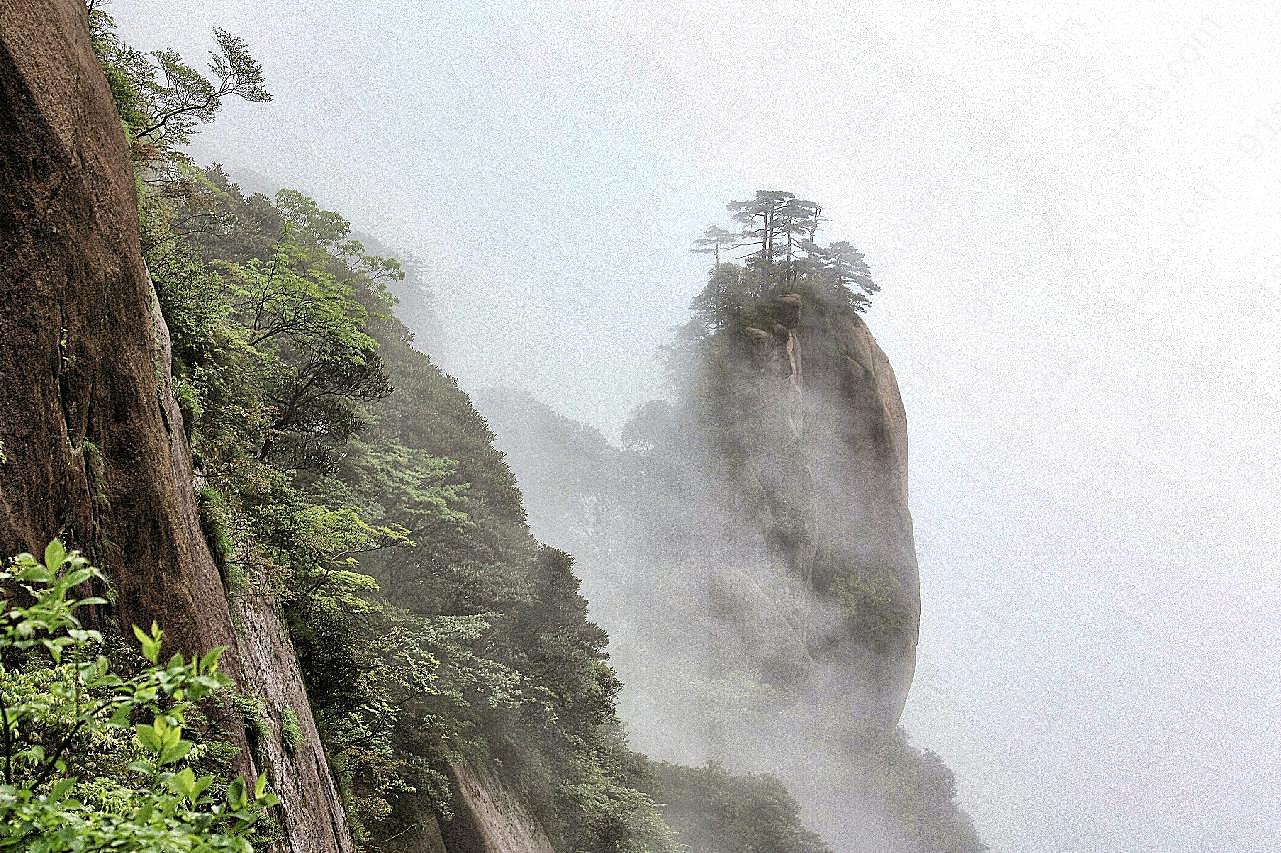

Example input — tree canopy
[692,190,880,320]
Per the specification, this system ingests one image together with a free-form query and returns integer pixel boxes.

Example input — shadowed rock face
[382,761,558,853]
[439,764,557,853]
[0,0,223,650]
[739,295,920,721]
[0,3,352,850]
[477,295,922,849]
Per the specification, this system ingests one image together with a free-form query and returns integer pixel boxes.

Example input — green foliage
[691,190,879,319]
[643,762,830,853]
[196,484,234,573]
[829,570,914,650]
[280,707,302,754]
[556,757,683,853]
[215,234,391,467]
[865,730,987,853]
[87,11,685,849]
[233,693,269,745]
[0,543,277,851]
[90,11,976,852]
[92,14,971,848]
[88,1,269,155]
[135,171,408,602]
[143,188,393,475]
[135,166,670,849]
[647,733,985,853]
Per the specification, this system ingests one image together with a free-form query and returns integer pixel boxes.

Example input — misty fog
[110,2,1281,851]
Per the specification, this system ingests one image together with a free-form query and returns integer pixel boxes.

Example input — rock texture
[376,761,556,853]
[232,596,354,852]
[0,0,230,658]
[0,3,351,850]
[742,295,920,720]
[439,764,557,853]
[478,294,922,849]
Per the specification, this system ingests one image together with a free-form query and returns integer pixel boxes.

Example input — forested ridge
[0,3,985,851]
[0,5,836,852]
[480,195,989,851]
[75,6,677,849]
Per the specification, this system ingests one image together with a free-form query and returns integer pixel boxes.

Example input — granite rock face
[439,764,557,853]
[742,295,920,720]
[0,4,352,850]
[478,294,923,849]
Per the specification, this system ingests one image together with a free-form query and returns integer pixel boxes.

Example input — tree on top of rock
[690,190,880,320]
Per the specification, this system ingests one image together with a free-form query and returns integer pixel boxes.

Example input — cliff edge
[478,294,930,850]
[735,293,920,721]
[0,3,352,849]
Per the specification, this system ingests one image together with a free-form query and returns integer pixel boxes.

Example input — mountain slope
[0,3,354,849]
[479,289,982,852]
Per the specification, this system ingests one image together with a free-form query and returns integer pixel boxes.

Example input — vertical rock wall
[477,294,923,848]
[439,764,557,853]
[753,296,920,720]
[0,3,352,850]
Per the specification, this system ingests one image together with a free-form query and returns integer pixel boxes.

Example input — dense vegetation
[688,189,879,323]
[80,6,682,850]
[640,763,831,853]
[0,543,277,851]
[0,5,982,851]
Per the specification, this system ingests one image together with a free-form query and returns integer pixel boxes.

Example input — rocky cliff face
[733,294,919,721]
[478,294,924,849]
[0,4,351,850]
[338,759,558,853]
[438,764,557,853]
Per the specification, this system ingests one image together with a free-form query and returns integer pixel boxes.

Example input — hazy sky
[115,2,1281,850]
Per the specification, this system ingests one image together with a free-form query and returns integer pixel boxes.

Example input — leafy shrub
[0,541,278,851]
[233,693,270,745]
[643,761,830,853]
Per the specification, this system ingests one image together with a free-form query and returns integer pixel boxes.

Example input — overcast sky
[115,2,1281,850]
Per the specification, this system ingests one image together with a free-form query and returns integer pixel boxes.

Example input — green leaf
[159,738,193,766]
[44,539,66,571]
[61,568,93,588]
[17,561,52,584]
[227,777,247,810]
[48,777,75,803]
[136,721,163,753]
[170,766,197,797]
[132,623,161,664]
[190,773,215,805]
[200,646,225,674]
